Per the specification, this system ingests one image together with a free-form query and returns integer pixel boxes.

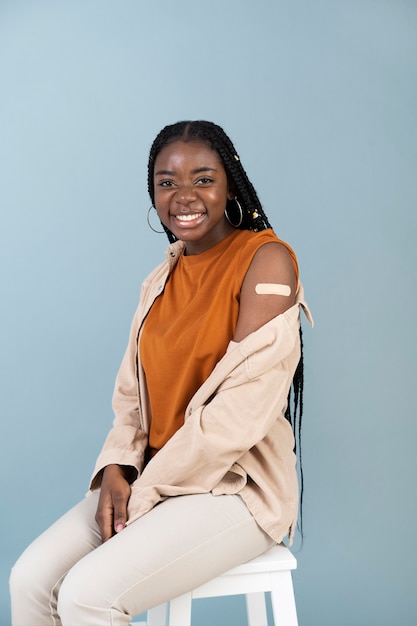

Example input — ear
[227,179,236,200]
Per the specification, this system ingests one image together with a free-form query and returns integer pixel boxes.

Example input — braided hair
[147,120,305,535]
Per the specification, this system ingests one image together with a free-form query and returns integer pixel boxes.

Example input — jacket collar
[164,240,185,271]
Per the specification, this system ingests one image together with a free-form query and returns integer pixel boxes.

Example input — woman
[10,120,312,625]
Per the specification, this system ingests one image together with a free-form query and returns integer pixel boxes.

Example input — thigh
[59,493,274,621]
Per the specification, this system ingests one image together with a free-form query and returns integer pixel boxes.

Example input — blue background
[1,1,416,624]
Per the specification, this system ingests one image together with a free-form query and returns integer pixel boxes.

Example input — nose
[174,183,197,206]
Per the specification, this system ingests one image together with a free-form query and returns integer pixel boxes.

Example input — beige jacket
[90,240,313,544]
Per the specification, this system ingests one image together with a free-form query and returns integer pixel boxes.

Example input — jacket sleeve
[89,250,186,490]
[89,308,148,490]
[125,302,303,525]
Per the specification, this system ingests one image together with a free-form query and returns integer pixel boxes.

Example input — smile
[174,213,205,222]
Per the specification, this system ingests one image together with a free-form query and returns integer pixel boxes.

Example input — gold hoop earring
[225,197,243,228]
[147,206,165,234]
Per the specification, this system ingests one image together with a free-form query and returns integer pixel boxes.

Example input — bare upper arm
[233,242,297,342]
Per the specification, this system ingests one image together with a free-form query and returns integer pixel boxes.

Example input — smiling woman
[10,120,312,626]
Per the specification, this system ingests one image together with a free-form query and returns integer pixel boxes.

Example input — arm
[90,307,147,541]
[90,256,177,540]
[89,315,148,492]
[234,242,297,342]
[90,258,173,489]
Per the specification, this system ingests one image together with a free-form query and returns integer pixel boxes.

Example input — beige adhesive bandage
[255,283,292,296]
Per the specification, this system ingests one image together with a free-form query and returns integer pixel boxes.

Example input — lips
[171,212,207,230]
[174,213,204,222]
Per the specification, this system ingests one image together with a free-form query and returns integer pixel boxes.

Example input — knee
[56,568,79,620]
[57,563,99,623]
[57,560,125,624]
[10,539,71,616]
[10,549,40,600]
[9,547,51,618]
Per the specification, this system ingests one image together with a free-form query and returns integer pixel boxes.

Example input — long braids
[148,120,305,534]
[285,325,305,539]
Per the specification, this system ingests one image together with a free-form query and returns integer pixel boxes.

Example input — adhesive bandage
[255,283,292,296]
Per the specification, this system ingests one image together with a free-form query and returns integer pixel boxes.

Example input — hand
[95,464,132,542]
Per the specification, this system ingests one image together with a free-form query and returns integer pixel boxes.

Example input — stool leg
[270,572,298,626]
[246,592,268,626]
[148,602,167,626]
[168,592,192,626]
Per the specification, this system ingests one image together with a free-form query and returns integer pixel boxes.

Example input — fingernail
[115,523,124,532]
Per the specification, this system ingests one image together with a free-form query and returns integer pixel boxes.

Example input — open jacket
[90,240,313,544]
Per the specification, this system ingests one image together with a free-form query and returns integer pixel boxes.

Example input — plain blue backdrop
[1,1,416,624]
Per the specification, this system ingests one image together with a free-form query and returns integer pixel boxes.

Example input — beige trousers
[10,491,274,626]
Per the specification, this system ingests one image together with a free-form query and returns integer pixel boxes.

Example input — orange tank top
[140,228,298,457]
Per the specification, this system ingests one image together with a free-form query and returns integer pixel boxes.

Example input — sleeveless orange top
[140,228,298,457]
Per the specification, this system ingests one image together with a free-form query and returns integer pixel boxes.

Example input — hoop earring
[225,197,243,228]
[147,206,165,234]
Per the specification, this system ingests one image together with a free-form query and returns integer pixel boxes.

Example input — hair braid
[198,123,272,232]
[285,326,305,539]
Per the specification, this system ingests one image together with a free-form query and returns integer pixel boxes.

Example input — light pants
[10,491,274,626]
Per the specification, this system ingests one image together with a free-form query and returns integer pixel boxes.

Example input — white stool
[132,543,298,626]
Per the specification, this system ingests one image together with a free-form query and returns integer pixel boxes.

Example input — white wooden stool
[132,543,298,626]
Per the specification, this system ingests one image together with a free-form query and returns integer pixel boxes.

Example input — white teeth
[175,213,202,222]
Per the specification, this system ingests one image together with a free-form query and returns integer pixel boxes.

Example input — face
[153,140,235,255]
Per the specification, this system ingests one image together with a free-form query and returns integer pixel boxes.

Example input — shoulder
[238,228,280,251]
[250,240,295,270]
[244,240,298,290]
[238,230,298,282]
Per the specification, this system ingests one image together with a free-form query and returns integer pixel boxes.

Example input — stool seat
[132,543,298,626]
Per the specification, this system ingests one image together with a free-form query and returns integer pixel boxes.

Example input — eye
[196,177,214,185]
[158,180,175,187]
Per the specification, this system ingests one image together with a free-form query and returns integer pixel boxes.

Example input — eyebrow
[154,167,218,176]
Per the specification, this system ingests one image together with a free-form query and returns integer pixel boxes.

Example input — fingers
[95,495,115,543]
[112,489,129,534]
